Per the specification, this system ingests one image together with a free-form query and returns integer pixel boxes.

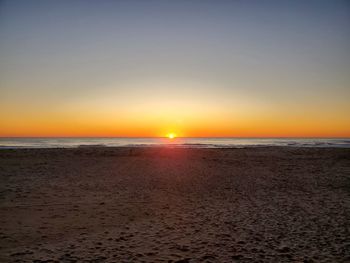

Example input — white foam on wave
[1,138,349,149]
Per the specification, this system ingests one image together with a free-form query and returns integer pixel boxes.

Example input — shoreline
[1,144,350,150]
[1,138,349,150]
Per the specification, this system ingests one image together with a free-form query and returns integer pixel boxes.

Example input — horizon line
[1,136,349,139]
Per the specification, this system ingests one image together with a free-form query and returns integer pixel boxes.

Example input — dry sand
[0,147,349,262]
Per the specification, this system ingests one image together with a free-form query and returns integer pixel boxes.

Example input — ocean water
[0,137,349,149]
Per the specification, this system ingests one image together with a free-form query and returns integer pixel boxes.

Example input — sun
[167,133,176,139]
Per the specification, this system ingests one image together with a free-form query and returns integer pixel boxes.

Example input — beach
[0,147,349,262]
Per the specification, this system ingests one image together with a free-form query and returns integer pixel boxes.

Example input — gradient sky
[1,0,349,137]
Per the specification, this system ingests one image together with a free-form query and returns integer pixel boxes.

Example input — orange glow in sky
[1,1,349,138]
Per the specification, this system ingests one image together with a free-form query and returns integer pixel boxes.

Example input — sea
[0,137,349,149]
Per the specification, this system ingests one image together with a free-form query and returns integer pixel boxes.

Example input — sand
[0,147,349,262]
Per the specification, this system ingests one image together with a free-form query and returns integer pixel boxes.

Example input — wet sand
[0,147,349,262]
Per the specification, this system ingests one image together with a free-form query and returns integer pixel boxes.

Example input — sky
[0,0,349,137]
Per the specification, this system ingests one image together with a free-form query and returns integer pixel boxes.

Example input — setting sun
[167,133,176,139]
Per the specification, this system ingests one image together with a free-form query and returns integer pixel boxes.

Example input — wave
[77,144,107,148]
[0,138,349,149]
